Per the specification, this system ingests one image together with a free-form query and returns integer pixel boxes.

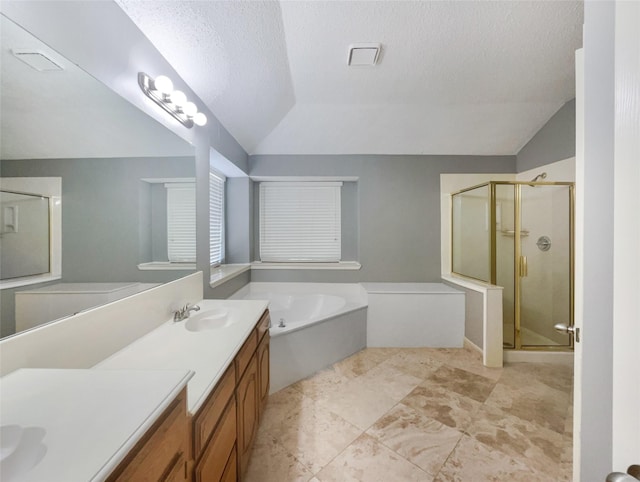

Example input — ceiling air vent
[347,43,381,67]
[11,49,63,72]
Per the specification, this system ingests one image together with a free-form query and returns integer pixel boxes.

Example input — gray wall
[249,155,515,283]
[1,156,196,335]
[516,99,576,173]
[226,177,253,264]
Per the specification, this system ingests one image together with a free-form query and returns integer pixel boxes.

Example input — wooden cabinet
[193,400,237,482]
[192,364,236,457]
[106,310,271,482]
[220,446,237,482]
[257,333,270,421]
[107,388,189,482]
[236,354,259,478]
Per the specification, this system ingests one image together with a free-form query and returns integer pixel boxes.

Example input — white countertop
[95,299,269,414]
[0,368,192,482]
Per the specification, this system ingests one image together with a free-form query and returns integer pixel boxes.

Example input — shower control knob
[554,323,580,342]
[536,236,551,251]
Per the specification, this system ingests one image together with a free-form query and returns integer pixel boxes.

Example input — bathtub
[230,282,368,392]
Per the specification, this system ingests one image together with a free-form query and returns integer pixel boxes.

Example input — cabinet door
[107,390,188,482]
[161,453,187,482]
[236,354,259,478]
[194,400,237,482]
[220,446,237,482]
[257,334,270,421]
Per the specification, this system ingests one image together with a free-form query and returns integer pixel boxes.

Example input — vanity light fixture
[138,72,207,128]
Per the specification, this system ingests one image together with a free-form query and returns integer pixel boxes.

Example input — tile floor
[245,346,573,482]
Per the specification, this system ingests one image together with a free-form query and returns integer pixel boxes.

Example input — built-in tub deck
[230,282,465,392]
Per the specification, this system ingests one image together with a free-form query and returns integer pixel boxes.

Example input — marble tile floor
[245,346,574,482]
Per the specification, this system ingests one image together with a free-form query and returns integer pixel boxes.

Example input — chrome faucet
[173,303,200,322]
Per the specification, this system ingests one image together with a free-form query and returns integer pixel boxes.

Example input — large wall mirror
[0,14,196,337]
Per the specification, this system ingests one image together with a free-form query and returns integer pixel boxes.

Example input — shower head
[530,172,547,182]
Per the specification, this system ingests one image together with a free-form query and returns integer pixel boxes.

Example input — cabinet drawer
[235,330,257,382]
[192,364,236,458]
[193,400,237,482]
[255,310,271,342]
[107,389,188,482]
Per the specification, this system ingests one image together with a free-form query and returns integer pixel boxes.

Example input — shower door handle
[519,256,528,277]
[554,323,580,342]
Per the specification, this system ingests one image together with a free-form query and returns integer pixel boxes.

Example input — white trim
[464,337,483,354]
[0,274,62,290]
[251,176,359,182]
[209,264,250,288]
[140,178,195,184]
[137,262,196,271]
[504,349,574,365]
[0,177,61,290]
[251,261,361,270]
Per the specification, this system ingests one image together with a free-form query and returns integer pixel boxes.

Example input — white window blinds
[166,183,196,263]
[209,170,225,266]
[259,182,342,262]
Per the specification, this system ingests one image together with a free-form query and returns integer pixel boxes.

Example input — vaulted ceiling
[116,0,583,156]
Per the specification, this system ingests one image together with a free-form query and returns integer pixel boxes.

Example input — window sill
[0,273,61,290]
[250,261,361,270]
[210,264,251,288]
[137,262,196,271]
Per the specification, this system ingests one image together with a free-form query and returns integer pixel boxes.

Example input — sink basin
[184,309,233,332]
[0,425,47,482]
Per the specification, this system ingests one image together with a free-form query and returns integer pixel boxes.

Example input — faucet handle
[173,308,183,322]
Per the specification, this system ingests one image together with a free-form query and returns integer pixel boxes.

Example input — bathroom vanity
[0,369,193,481]
[95,300,271,482]
[0,278,271,482]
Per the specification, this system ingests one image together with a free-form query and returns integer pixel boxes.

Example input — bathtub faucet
[173,303,200,322]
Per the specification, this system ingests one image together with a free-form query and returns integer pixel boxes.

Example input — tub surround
[269,308,367,393]
[231,282,367,337]
[230,282,369,392]
[0,368,192,482]
[364,282,465,348]
[96,298,268,413]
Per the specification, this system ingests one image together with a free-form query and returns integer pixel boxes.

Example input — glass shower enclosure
[452,181,574,350]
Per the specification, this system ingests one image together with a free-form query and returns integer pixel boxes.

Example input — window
[259,182,341,262]
[209,169,225,267]
[166,182,196,263]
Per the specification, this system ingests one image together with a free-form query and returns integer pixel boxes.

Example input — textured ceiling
[0,15,193,160]
[116,0,583,156]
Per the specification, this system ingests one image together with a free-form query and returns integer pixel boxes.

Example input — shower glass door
[518,184,573,348]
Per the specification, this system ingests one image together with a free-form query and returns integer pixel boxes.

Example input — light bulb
[153,75,173,95]
[183,101,198,117]
[193,112,207,126]
[169,90,187,107]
